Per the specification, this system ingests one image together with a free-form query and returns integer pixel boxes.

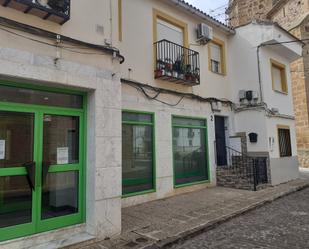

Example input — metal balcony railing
[217,145,268,191]
[154,39,200,86]
[0,0,70,25]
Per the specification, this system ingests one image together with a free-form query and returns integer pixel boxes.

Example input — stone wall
[271,0,308,30]
[227,0,272,27]
[296,16,309,167]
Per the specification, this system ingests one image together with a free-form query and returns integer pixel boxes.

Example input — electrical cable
[0,26,111,55]
[121,78,234,108]
[0,16,125,62]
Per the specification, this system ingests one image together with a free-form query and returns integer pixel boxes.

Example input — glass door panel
[42,171,79,219]
[0,175,32,228]
[41,114,80,221]
[0,111,34,168]
[43,115,79,165]
[0,111,34,229]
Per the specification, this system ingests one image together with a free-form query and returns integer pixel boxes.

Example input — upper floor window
[208,38,226,75]
[271,59,288,94]
[153,9,200,86]
[153,9,188,47]
[157,19,184,46]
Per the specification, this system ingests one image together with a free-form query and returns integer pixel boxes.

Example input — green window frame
[122,110,156,197]
[0,81,87,242]
[172,115,210,188]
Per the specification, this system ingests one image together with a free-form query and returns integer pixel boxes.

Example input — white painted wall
[234,110,268,152]
[270,156,299,185]
[260,47,295,116]
[0,0,118,46]
[119,0,231,99]
[121,84,236,207]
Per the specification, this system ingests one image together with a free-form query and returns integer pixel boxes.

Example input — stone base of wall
[298,149,309,167]
[216,168,255,191]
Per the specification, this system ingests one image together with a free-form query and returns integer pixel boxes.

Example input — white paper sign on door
[57,147,69,165]
[0,140,5,160]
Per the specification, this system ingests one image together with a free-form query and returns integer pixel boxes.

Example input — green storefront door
[0,84,85,242]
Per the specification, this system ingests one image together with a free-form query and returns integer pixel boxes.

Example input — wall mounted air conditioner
[197,23,213,44]
[239,90,246,101]
[239,90,259,105]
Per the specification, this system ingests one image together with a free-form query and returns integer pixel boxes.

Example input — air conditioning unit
[239,90,246,101]
[197,23,213,44]
[252,91,259,101]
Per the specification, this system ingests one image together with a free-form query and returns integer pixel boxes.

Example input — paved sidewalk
[73,177,309,249]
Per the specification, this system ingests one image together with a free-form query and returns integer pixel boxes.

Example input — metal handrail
[222,145,268,191]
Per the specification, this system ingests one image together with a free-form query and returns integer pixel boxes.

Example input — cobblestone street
[171,187,309,249]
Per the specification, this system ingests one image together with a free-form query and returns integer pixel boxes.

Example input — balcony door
[157,19,184,46]
[0,84,85,242]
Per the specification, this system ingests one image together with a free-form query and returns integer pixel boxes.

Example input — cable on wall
[0,16,125,63]
[121,78,235,108]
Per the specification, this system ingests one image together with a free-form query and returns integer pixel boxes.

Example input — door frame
[214,115,228,167]
[0,81,87,242]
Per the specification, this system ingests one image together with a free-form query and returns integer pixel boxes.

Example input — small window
[209,39,226,75]
[271,59,288,93]
[278,126,292,157]
[172,116,209,186]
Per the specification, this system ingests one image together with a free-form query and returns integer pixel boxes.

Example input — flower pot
[155,69,163,78]
[172,71,179,78]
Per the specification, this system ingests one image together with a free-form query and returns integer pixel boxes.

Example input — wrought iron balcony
[154,39,200,86]
[0,0,70,25]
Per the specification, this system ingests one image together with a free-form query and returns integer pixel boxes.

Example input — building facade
[0,0,303,248]
[119,0,302,207]
[227,0,309,167]
[0,0,123,248]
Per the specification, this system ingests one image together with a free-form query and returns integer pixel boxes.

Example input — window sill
[174,179,210,189]
[210,70,226,77]
[273,89,288,95]
[122,189,156,198]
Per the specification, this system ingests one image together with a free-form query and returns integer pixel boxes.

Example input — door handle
[42,162,51,186]
[23,161,36,191]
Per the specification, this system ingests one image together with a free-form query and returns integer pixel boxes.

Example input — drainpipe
[256,44,264,103]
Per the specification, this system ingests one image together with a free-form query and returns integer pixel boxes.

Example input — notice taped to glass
[57,147,69,165]
[0,140,5,160]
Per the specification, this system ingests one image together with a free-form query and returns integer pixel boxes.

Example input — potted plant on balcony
[164,58,173,76]
[172,60,181,78]
[48,0,67,13]
[155,59,165,78]
[193,67,200,83]
[185,64,193,81]
[173,55,186,80]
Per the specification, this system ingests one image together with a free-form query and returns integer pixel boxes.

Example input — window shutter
[157,19,183,46]
[210,43,221,63]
